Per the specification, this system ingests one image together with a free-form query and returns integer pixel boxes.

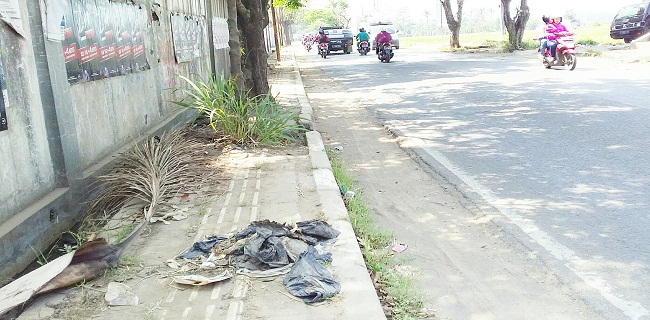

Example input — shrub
[173,75,304,146]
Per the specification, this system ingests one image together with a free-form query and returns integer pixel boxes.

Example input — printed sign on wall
[0,53,7,131]
[171,13,208,63]
[62,0,149,84]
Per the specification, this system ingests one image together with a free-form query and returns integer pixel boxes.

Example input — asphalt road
[300,45,650,319]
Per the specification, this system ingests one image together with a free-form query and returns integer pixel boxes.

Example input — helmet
[359,28,365,32]
[380,27,387,32]
[318,29,324,35]
[550,14,562,22]
[542,15,550,23]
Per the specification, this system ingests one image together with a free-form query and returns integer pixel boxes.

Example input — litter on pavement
[176,219,341,303]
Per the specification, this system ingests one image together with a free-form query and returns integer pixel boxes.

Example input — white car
[367,24,399,50]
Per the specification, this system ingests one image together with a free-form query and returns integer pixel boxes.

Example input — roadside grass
[400,24,620,50]
[328,150,427,320]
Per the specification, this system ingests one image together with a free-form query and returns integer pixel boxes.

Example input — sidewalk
[15,47,385,320]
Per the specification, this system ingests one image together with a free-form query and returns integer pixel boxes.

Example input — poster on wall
[0,53,7,131]
[171,13,207,63]
[62,0,149,84]
[212,17,229,50]
[0,0,26,37]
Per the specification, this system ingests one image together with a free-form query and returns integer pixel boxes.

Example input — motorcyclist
[302,34,312,46]
[374,27,392,55]
[548,15,571,60]
[355,28,371,50]
[314,29,329,54]
[314,29,329,44]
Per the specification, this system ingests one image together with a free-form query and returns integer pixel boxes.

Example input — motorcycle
[318,42,328,59]
[305,42,312,52]
[378,42,393,63]
[538,32,577,70]
[358,40,370,55]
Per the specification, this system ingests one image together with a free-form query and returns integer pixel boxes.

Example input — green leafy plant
[172,75,303,146]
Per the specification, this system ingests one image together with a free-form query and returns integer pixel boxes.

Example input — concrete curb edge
[292,51,387,319]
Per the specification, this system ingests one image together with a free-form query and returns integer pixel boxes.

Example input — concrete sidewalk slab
[15,47,385,320]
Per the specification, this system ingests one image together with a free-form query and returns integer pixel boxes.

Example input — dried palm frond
[86,128,203,222]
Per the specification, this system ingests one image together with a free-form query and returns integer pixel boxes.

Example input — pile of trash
[174,219,341,304]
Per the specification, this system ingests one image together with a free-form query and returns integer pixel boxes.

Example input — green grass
[400,24,620,49]
[328,150,425,320]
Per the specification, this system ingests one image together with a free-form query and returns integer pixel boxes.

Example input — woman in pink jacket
[374,28,392,55]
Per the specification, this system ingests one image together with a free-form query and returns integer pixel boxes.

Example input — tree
[226,0,244,92]
[226,0,304,96]
[233,0,271,96]
[329,0,351,28]
[439,0,464,48]
[501,0,530,51]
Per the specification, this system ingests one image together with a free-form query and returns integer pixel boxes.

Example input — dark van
[610,2,650,43]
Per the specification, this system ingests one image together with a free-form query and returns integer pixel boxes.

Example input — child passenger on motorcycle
[536,15,555,59]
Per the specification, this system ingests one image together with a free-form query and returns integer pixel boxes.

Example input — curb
[291,50,387,319]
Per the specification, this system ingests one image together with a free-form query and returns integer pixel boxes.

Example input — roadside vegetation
[173,75,304,147]
[328,150,432,320]
[400,24,621,51]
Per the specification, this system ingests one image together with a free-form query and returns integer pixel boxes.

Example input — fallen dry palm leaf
[87,129,202,221]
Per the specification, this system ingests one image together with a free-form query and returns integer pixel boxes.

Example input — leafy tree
[440,0,465,48]
[329,0,351,28]
[501,0,530,51]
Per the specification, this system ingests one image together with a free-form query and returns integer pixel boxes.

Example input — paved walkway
[16,47,385,320]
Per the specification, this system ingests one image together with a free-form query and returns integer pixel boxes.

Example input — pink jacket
[547,23,569,40]
[374,31,392,45]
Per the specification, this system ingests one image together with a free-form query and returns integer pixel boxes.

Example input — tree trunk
[282,20,293,45]
[440,0,464,48]
[227,0,245,92]
[501,0,530,51]
[238,0,270,96]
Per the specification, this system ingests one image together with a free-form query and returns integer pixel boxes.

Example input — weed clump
[173,75,304,147]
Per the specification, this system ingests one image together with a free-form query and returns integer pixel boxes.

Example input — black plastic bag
[178,236,226,259]
[283,247,340,303]
[296,220,340,244]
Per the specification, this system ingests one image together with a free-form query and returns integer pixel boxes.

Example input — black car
[320,26,353,54]
[610,2,650,43]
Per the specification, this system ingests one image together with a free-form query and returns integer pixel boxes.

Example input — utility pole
[271,3,281,61]
[424,10,430,36]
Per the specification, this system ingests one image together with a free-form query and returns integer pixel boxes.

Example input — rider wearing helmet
[355,27,371,49]
[374,27,392,54]
[314,29,329,44]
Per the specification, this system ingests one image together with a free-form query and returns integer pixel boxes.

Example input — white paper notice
[45,0,68,41]
[0,0,26,37]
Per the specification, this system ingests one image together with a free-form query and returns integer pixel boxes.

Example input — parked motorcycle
[358,40,370,55]
[378,42,393,63]
[305,42,312,52]
[539,32,577,70]
[318,43,328,59]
